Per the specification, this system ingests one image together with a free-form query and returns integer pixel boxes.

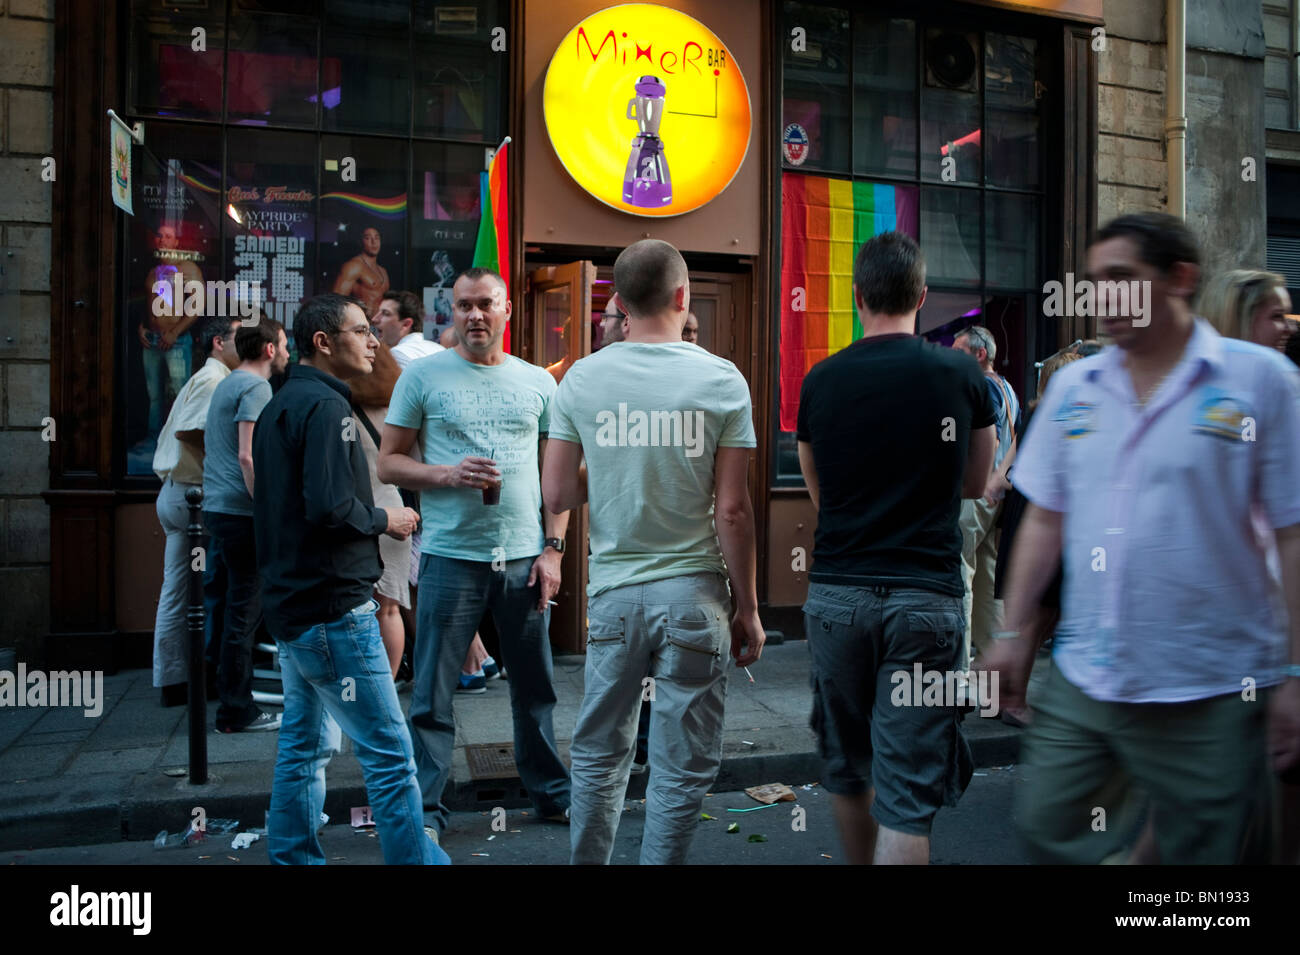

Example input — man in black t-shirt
[797,231,996,865]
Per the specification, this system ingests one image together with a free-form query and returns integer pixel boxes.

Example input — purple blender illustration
[623,76,672,208]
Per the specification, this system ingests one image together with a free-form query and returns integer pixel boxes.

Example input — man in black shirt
[253,292,446,865]
[797,231,996,865]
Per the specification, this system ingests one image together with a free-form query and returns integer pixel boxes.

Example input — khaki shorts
[1017,665,1271,864]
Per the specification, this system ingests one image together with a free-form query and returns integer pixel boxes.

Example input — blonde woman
[1199,269,1293,351]
[1200,268,1300,863]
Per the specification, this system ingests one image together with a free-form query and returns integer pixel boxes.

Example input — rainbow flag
[473,141,510,351]
[779,174,918,431]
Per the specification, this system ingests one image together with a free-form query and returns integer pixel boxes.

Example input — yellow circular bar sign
[543,3,752,218]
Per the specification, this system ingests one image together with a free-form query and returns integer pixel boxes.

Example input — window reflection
[323,0,411,135]
[413,0,505,141]
[227,12,325,127]
[783,1,851,172]
[125,126,223,476]
[986,34,1041,188]
[921,30,981,183]
[853,17,916,178]
[130,2,226,121]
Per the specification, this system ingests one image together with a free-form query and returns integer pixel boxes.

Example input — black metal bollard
[185,486,208,784]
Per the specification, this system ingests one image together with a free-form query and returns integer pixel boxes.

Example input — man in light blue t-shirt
[379,268,573,838]
[543,239,765,865]
[202,315,289,733]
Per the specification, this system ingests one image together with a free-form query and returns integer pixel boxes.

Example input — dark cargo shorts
[803,582,974,836]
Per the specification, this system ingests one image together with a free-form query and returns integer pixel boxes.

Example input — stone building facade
[0,0,54,664]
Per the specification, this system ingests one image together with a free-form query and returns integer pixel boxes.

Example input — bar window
[322,0,412,136]
[130,0,227,121]
[124,126,223,476]
[413,0,506,142]
[782,1,851,173]
[852,16,917,179]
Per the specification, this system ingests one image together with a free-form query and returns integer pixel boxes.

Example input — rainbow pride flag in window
[779,174,918,432]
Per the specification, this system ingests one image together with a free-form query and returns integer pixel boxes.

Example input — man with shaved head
[543,239,764,865]
[379,267,573,843]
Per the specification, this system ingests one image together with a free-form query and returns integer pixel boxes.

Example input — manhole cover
[465,743,518,780]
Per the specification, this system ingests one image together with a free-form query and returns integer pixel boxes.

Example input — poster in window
[413,143,483,340]
[125,134,222,476]
[225,130,315,346]
[318,137,408,320]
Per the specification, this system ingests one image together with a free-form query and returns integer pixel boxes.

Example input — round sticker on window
[783,124,809,166]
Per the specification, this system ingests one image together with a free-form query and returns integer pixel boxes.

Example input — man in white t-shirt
[543,239,765,865]
[151,315,241,705]
[373,290,444,370]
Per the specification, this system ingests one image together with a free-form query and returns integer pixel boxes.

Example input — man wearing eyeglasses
[253,292,440,865]
[599,294,629,349]
[379,268,574,844]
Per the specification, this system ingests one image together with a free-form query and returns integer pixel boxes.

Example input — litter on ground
[744,783,797,804]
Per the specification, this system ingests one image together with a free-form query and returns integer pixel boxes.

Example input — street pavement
[0,769,1031,865]
[0,640,1047,853]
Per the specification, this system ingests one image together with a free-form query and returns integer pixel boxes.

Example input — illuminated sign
[542,3,751,218]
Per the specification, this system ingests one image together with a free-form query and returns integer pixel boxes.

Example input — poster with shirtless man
[318,139,407,321]
[126,146,222,473]
[329,226,391,315]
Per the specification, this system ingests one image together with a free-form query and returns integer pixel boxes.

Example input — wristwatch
[544,537,566,554]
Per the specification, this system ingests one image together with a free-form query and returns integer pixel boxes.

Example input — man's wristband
[991,630,1022,641]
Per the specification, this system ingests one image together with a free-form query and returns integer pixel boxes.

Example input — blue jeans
[409,554,570,832]
[268,598,446,865]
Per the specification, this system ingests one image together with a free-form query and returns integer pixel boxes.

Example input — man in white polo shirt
[373,290,444,369]
[151,315,242,706]
[985,213,1300,863]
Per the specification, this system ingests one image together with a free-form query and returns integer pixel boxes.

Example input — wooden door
[526,261,595,654]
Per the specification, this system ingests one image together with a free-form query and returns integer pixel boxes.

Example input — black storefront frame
[768,0,1074,488]
[113,0,510,487]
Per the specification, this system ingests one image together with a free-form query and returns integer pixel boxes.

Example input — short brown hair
[853,231,926,317]
[613,239,688,317]
[382,289,425,334]
[234,314,284,361]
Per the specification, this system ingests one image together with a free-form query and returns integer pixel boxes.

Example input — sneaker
[540,807,570,825]
[218,710,281,733]
[482,656,501,681]
[628,759,647,776]
[456,672,487,694]
[423,825,441,845]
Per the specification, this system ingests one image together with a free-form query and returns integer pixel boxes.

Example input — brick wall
[1099,0,1168,220]
[1098,0,1268,275]
[0,0,54,662]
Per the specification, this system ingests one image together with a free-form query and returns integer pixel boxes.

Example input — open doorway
[521,253,755,653]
